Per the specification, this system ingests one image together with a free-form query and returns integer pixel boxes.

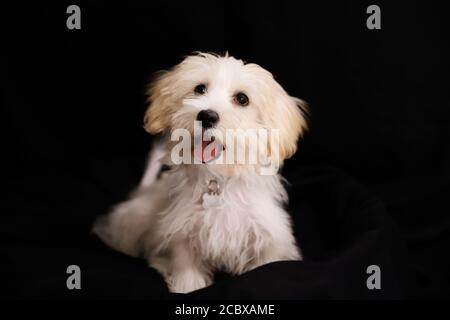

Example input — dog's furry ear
[144,71,174,134]
[266,91,308,161]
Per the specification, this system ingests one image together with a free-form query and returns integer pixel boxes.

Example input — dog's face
[144,53,307,173]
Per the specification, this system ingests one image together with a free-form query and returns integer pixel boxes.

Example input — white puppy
[93,52,308,293]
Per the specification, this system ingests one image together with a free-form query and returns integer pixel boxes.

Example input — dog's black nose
[197,109,219,128]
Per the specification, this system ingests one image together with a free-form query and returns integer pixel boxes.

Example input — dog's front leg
[151,240,212,294]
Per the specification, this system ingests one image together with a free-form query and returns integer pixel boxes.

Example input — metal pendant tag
[202,179,222,209]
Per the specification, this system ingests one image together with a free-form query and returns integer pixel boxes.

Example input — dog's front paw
[166,269,212,293]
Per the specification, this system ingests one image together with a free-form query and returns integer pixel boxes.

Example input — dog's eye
[235,92,249,106]
[194,84,207,95]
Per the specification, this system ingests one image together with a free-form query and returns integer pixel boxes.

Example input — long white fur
[93,53,307,293]
[138,139,166,189]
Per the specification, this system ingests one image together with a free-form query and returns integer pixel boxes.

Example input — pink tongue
[194,139,219,163]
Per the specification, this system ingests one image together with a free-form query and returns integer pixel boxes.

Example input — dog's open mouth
[194,129,224,163]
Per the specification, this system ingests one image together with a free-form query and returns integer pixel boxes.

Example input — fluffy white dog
[93,52,308,293]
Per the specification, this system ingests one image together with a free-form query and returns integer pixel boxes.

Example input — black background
[1,1,449,299]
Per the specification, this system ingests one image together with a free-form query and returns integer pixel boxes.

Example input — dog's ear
[144,71,175,134]
[266,91,308,161]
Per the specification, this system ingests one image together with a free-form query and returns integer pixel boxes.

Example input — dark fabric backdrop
[1,1,449,299]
